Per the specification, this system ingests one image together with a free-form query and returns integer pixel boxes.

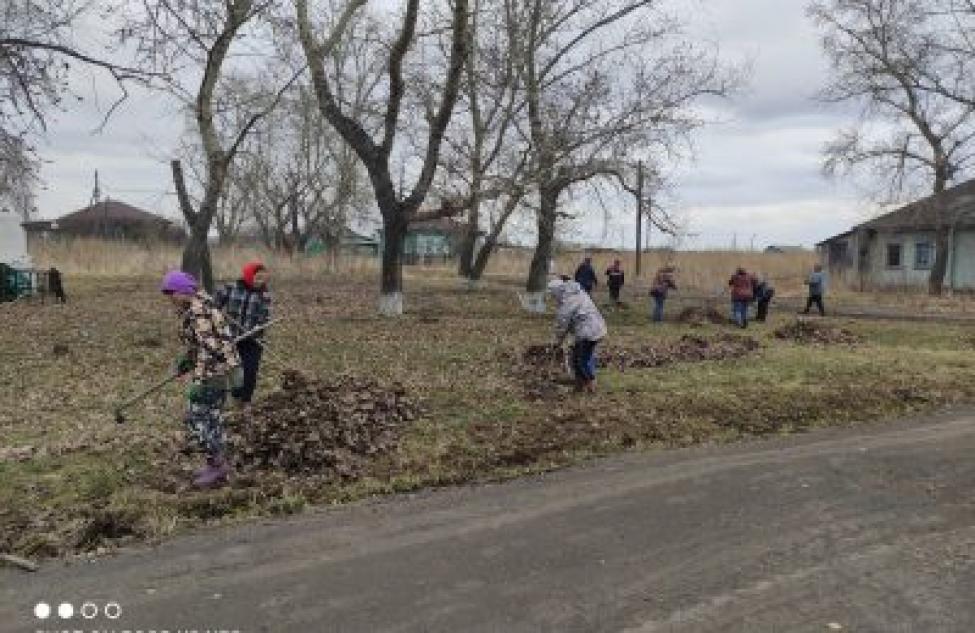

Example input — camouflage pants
[184,381,227,458]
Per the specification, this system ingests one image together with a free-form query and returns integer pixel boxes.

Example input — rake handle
[115,372,181,413]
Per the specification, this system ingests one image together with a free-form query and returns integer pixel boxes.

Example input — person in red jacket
[728,267,755,328]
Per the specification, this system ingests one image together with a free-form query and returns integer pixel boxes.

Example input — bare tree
[296,0,471,315]
[435,0,531,282]
[2,1,161,223]
[243,83,371,255]
[1,0,158,134]
[0,131,38,220]
[810,0,975,294]
[121,0,299,291]
[510,0,739,310]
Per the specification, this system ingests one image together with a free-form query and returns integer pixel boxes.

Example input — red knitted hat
[242,261,265,288]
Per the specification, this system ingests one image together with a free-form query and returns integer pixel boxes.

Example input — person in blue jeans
[728,267,755,328]
[548,278,608,392]
[650,265,677,322]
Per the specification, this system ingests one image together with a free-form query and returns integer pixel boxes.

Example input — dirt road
[3,410,975,632]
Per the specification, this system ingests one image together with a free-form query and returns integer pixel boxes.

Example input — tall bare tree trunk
[181,232,214,292]
[928,169,949,295]
[380,214,406,314]
[524,186,558,312]
[458,178,481,277]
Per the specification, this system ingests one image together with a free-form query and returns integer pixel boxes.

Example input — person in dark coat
[605,259,625,305]
[574,256,598,294]
[752,274,775,322]
[214,261,271,406]
[48,267,66,303]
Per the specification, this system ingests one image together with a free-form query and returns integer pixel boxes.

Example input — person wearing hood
[548,278,608,392]
[214,261,272,406]
[162,270,241,489]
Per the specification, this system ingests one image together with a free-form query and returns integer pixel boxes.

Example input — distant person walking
[803,263,826,316]
[753,274,775,322]
[47,267,67,304]
[605,259,625,305]
[728,267,755,328]
[649,265,677,322]
[574,256,598,294]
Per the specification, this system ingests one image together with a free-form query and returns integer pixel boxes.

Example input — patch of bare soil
[676,306,728,325]
[228,370,421,479]
[773,320,861,345]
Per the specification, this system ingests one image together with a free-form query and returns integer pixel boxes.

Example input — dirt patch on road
[774,320,861,345]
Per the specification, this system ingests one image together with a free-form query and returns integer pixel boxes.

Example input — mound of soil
[773,320,860,345]
[602,334,761,371]
[513,334,760,399]
[229,370,420,479]
[676,306,728,325]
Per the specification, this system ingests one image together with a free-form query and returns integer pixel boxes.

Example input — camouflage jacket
[178,291,240,381]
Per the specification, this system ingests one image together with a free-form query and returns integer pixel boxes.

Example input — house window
[914,242,934,270]
[886,243,902,268]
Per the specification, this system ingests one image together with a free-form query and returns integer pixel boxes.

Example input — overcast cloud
[33,0,875,250]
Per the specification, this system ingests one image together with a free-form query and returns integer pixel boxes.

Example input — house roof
[816,178,975,246]
[23,199,176,230]
[59,199,174,226]
[409,217,470,234]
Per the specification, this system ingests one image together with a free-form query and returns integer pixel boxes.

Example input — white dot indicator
[104,602,121,620]
[34,602,51,620]
[81,602,98,619]
[58,602,74,619]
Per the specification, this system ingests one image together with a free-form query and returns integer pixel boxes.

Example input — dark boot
[193,454,230,489]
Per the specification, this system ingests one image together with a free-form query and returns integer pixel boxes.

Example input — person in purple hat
[161,270,241,489]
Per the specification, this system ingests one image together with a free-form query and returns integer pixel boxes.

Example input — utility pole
[636,160,643,277]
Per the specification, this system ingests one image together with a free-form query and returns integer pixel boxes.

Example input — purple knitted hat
[160,270,198,295]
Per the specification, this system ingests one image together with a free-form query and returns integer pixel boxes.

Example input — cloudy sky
[32,0,875,250]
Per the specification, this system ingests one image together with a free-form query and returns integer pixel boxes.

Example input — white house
[0,208,31,268]
[816,179,975,291]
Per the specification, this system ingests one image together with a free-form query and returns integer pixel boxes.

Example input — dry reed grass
[30,238,818,296]
[30,238,975,312]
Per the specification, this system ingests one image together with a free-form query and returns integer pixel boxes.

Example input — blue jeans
[732,300,749,328]
[652,295,665,322]
[572,339,598,381]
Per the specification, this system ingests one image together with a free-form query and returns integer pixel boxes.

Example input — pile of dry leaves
[601,334,761,371]
[512,334,760,399]
[229,370,420,479]
[773,320,861,345]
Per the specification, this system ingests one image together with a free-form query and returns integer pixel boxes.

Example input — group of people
[159,260,272,489]
[550,257,829,390]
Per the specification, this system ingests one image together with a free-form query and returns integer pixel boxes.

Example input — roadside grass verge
[2,275,974,559]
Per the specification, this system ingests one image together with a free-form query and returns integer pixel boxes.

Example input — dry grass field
[3,240,975,561]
